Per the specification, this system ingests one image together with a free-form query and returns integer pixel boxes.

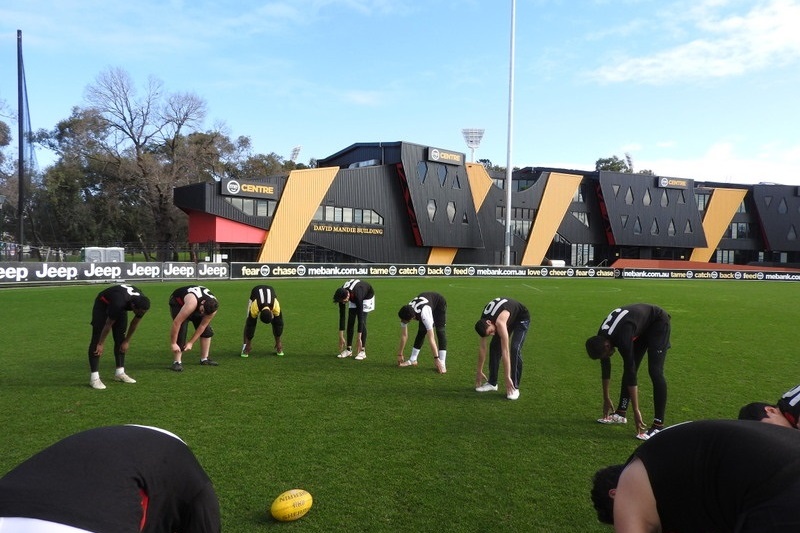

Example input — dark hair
[591,464,625,525]
[398,305,415,322]
[333,287,349,303]
[131,295,151,312]
[474,319,489,337]
[738,402,773,421]
[585,336,607,360]
[201,297,219,314]
[259,308,274,324]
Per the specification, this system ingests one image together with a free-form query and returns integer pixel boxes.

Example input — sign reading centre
[427,147,464,166]
[656,176,691,190]
[220,178,280,199]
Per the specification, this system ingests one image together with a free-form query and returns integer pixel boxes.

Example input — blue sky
[2,0,800,185]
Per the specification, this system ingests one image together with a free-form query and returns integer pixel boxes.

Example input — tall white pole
[503,0,516,265]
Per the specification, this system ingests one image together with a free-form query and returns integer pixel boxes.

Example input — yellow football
[270,488,313,522]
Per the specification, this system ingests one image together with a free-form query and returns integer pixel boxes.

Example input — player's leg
[87,303,107,389]
[111,313,136,383]
[508,320,529,390]
[272,314,284,355]
[646,319,670,426]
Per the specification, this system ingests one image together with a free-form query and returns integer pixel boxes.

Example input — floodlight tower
[290,146,302,163]
[461,128,485,162]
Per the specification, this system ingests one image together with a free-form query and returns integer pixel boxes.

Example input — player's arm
[612,458,661,533]
[475,336,489,387]
[425,327,439,356]
[243,299,259,343]
[94,317,116,355]
[337,303,346,350]
[186,311,217,349]
[120,313,145,353]
[420,307,439,356]
[397,324,409,363]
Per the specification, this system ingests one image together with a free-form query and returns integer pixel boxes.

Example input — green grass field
[1,278,797,532]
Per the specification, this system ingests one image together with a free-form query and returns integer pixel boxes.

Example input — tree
[596,153,655,175]
[595,154,631,173]
[82,67,211,259]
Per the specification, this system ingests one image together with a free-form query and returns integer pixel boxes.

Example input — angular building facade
[173,141,800,268]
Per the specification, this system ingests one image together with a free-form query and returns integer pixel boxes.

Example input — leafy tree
[34,68,218,258]
[596,152,655,175]
[595,154,631,173]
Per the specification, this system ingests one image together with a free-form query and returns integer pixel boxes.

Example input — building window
[496,207,534,238]
[695,193,709,211]
[725,222,754,239]
[571,211,589,228]
[239,199,251,215]
[625,188,634,205]
[437,165,447,187]
[716,249,735,264]
[446,202,456,223]
[312,205,383,226]
[643,189,652,206]
[417,161,427,184]
[427,199,437,221]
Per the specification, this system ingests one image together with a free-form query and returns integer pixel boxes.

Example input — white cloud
[639,140,800,184]
[588,0,800,84]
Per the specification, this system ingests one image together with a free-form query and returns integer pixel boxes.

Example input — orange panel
[521,172,583,266]
[427,247,458,265]
[258,167,340,262]
[465,163,495,209]
[690,187,748,262]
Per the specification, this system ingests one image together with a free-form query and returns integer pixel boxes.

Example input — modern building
[173,141,800,268]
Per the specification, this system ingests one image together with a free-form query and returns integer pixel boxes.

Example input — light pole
[461,128,485,162]
[503,0,517,266]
